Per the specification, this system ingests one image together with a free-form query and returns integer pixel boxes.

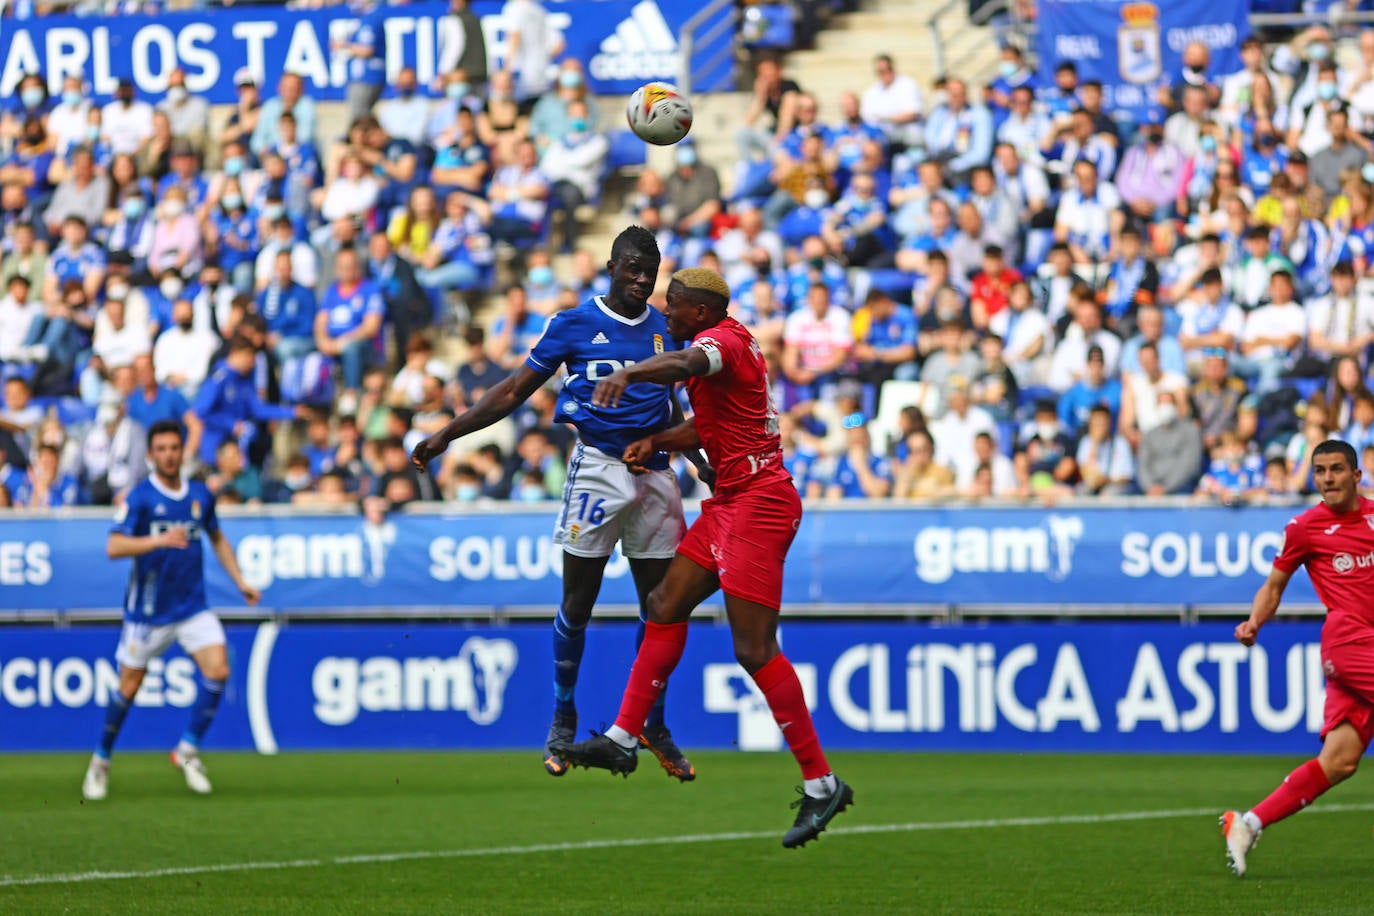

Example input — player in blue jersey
[81,420,261,801]
[412,226,709,781]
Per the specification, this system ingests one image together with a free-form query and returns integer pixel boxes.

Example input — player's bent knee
[733,642,778,675]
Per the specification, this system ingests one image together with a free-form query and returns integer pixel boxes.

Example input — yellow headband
[671,267,730,301]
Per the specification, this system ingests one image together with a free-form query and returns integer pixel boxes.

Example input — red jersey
[1272,496,1374,648]
[970,267,1022,319]
[688,317,790,493]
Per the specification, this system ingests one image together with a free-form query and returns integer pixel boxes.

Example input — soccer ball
[626,82,693,146]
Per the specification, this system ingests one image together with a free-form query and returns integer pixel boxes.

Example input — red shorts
[1320,639,1374,746]
[677,476,801,610]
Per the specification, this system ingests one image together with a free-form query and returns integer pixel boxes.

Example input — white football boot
[1220,810,1259,877]
[171,744,213,795]
[82,755,109,801]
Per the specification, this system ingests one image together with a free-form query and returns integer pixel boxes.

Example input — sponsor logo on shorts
[569,524,581,543]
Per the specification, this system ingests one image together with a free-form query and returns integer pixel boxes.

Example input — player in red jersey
[554,268,854,848]
[1222,439,1374,876]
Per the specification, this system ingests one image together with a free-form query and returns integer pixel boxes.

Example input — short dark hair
[610,225,660,263]
[1200,267,1224,286]
[146,419,184,447]
[1333,261,1356,278]
[1313,439,1357,468]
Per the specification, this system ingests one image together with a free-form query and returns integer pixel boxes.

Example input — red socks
[753,654,830,779]
[613,621,688,735]
[1251,759,1332,828]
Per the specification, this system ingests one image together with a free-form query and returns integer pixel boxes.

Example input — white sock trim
[1242,811,1263,833]
[803,773,838,799]
[605,725,637,749]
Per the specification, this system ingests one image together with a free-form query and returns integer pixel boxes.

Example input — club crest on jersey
[191,500,202,520]
[653,333,664,354]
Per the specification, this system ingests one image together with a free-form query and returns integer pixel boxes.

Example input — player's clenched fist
[593,370,630,408]
[411,434,447,472]
[1234,619,1259,647]
[621,436,656,473]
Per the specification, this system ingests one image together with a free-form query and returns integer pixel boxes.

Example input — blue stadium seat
[55,397,95,427]
[862,269,918,305]
[605,130,647,174]
[1286,377,1323,402]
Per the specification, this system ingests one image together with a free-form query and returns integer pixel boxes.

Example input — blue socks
[182,676,226,748]
[635,618,668,730]
[96,691,133,759]
[552,609,586,718]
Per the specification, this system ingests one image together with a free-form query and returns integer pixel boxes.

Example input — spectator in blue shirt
[120,354,203,460]
[1119,305,1187,376]
[207,183,260,292]
[1196,430,1266,502]
[257,249,318,364]
[1058,344,1123,435]
[335,0,389,120]
[924,78,994,180]
[824,421,893,500]
[851,288,918,392]
[44,216,105,304]
[4,443,78,508]
[313,246,385,396]
[193,335,305,466]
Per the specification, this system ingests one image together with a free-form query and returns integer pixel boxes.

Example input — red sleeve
[692,327,743,377]
[1271,516,1310,573]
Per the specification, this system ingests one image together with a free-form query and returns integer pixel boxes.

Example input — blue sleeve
[295,289,318,338]
[201,485,220,537]
[248,388,299,423]
[1057,387,1077,428]
[525,312,570,376]
[363,283,385,318]
[193,375,237,440]
[898,310,918,346]
[111,488,142,535]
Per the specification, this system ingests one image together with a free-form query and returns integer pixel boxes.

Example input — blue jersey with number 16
[112,476,220,626]
[526,296,678,469]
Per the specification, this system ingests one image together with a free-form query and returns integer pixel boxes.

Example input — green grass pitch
[3,751,1374,914]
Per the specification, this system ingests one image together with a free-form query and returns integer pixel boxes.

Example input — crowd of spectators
[4,3,1374,511]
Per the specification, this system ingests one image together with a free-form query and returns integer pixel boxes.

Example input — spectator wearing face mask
[377,68,431,147]
[155,68,209,153]
[100,78,154,158]
[153,298,219,399]
[530,60,599,152]
[539,99,608,254]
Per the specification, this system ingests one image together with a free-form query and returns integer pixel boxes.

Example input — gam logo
[913,516,1084,584]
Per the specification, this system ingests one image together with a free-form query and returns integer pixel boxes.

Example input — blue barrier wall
[0,505,1315,614]
[0,0,734,103]
[0,621,1328,754]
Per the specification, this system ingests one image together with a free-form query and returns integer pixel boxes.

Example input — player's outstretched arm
[624,419,703,470]
[1237,565,1294,647]
[107,529,188,559]
[668,394,713,485]
[412,365,551,471]
[209,529,261,606]
[593,350,712,408]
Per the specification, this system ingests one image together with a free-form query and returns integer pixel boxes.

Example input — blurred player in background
[82,419,260,801]
[556,268,854,848]
[1222,440,1374,876]
[411,226,708,781]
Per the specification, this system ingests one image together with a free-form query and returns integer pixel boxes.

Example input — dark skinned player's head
[663,268,730,342]
[605,226,661,307]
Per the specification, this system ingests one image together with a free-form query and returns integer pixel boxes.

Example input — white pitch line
[5,802,1374,888]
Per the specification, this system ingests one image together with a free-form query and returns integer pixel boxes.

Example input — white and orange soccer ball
[626,82,694,146]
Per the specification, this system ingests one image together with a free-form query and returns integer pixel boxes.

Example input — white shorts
[554,443,686,560]
[115,610,226,670]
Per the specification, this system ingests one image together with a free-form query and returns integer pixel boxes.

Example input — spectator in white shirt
[1120,341,1189,447]
[83,296,152,405]
[861,53,923,151]
[539,99,608,254]
[1233,270,1307,394]
[377,68,432,147]
[47,74,92,156]
[1177,267,1245,372]
[1049,291,1122,392]
[1306,261,1374,368]
[1076,404,1135,495]
[932,382,995,478]
[503,0,564,103]
[255,217,320,292]
[100,79,155,157]
[1054,158,1122,264]
[989,279,1053,386]
[317,152,381,244]
[152,299,220,399]
[0,275,39,363]
[957,429,1019,498]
